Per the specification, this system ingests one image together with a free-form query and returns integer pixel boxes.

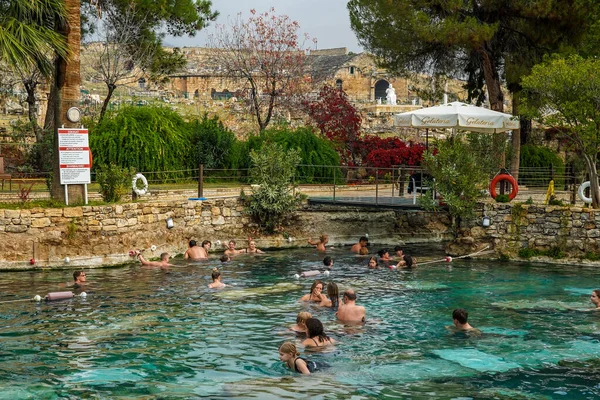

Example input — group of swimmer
[72,234,600,376]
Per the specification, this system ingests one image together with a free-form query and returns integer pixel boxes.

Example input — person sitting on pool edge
[290,311,312,335]
[208,267,227,289]
[308,235,329,252]
[279,342,321,374]
[590,290,600,310]
[299,280,325,303]
[323,256,333,270]
[336,289,366,323]
[350,236,369,253]
[136,251,173,269]
[184,240,206,260]
[449,308,480,332]
[302,318,336,347]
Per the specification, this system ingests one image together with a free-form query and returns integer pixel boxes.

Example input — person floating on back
[308,235,329,252]
[351,236,368,253]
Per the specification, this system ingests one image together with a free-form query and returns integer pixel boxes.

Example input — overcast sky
[164,0,363,53]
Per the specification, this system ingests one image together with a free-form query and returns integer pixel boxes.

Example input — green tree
[521,55,600,208]
[246,142,302,233]
[420,135,492,224]
[348,0,598,176]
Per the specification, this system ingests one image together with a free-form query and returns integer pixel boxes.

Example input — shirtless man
[136,251,173,269]
[450,308,478,332]
[336,289,366,323]
[350,236,368,253]
[184,240,206,260]
[224,240,246,256]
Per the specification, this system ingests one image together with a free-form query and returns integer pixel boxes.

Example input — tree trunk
[478,44,506,168]
[51,0,85,203]
[98,83,116,123]
[583,153,600,208]
[510,91,521,181]
[24,81,43,143]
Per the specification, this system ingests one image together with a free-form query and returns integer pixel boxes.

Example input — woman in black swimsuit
[302,318,336,348]
[278,342,318,374]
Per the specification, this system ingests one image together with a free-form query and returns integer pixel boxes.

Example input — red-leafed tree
[208,8,313,131]
[307,85,362,165]
[361,137,426,171]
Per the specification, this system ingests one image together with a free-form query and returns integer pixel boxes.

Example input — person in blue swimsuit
[278,342,319,374]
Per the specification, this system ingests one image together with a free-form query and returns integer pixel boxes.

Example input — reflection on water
[0,244,599,399]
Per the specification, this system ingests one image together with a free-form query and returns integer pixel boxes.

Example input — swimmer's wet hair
[344,290,357,301]
[279,342,299,357]
[403,255,415,268]
[319,234,329,243]
[160,253,169,261]
[202,240,211,247]
[296,311,312,323]
[323,256,333,266]
[189,240,197,247]
[453,308,469,324]
[359,247,369,255]
[377,249,389,257]
[394,245,403,252]
[211,268,221,280]
[359,236,368,242]
[73,270,84,281]
[220,255,230,262]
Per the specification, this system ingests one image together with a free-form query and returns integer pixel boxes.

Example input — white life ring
[132,173,148,195]
[578,181,592,204]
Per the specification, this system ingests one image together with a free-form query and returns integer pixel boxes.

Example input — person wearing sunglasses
[73,270,87,287]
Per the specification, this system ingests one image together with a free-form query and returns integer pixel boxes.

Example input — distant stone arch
[374,80,390,102]
[336,79,343,90]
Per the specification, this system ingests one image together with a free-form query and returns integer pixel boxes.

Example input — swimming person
[220,254,231,263]
[246,240,264,254]
[291,311,312,335]
[359,246,369,255]
[302,318,336,348]
[396,254,417,269]
[394,245,404,260]
[299,280,325,303]
[368,257,378,269]
[208,267,226,289]
[336,289,366,323]
[377,249,392,262]
[308,235,329,252]
[201,240,212,257]
[72,270,87,287]
[184,240,206,260]
[350,236,369,253]
[136,251,173,269]
[323,256,333,270]
[450,308,479,332]
[320,282,339,309]
[279,342,319,374]
[224,240,246,256]
[591,290,600,310]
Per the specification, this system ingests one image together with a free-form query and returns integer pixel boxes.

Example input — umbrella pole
[426,128,429,150]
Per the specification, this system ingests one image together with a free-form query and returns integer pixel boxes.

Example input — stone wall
[453,203,600,258]
[0,198,453,270]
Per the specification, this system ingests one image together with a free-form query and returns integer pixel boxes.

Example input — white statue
[386,84,397,105]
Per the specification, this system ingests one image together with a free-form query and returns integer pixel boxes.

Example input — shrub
[245,142,302,232]
[519,145,565,188]
[96,163,135,203]
[189,114,237,169]
[90,106,191,180]
[518,247,540,258]
[495,194,510,203]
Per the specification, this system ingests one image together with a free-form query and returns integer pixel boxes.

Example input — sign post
[58,128,91,205]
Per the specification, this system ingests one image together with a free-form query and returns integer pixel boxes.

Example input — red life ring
[490,174,519,200]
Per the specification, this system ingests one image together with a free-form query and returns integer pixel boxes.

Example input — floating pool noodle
[46,291,74,301]
[300,270,321,277]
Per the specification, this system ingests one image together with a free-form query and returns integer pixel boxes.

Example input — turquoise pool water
[1,244,599,399]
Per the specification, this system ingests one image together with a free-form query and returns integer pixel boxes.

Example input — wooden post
[198,163,204,198]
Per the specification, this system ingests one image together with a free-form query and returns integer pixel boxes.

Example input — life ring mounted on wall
[577,181,593,204]
[132,173,148,196]
[489,173,519,201]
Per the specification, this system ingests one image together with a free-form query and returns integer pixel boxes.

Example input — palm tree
[0,0,67,75]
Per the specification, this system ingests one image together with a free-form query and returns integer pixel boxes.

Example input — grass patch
[518,246,565,259]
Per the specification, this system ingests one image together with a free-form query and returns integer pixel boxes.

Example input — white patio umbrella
[394,101,519,134]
